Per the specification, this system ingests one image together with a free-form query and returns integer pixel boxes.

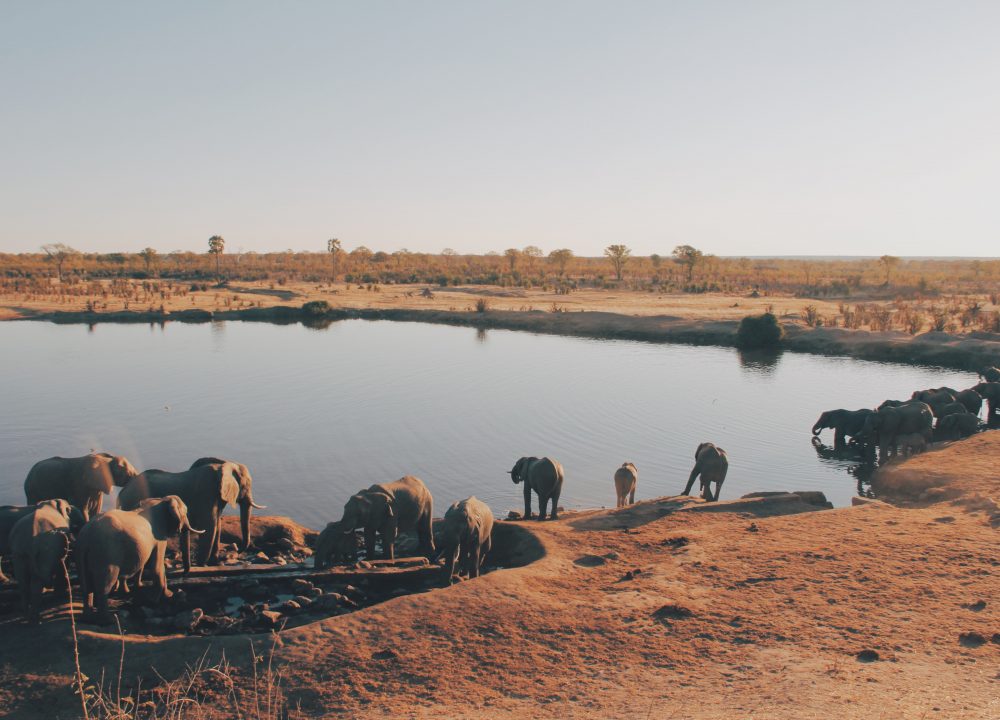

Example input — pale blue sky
[2,1,998,256]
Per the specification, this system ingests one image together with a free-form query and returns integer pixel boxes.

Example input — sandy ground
[0,434,997,719]
[0,279,846,322]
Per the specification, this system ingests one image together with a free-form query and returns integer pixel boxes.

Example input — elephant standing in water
[811,409,875,450]
[509,457,564,520]
[972,382,1000,425]
[935,413,981,441]
[8,499,84,622]
[954,388,983,416]
[24,453,139,520]
[437,496,494,583]
[978,366,1000,383]
[911,388,958,417]
[613,463,638,507]
[77,496,203,625]
[683,443,728,501]
[862,402,933,461]
[117,457,264,570]
[338,476,435,561]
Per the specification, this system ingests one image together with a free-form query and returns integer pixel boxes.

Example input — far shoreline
[7,303,999,372]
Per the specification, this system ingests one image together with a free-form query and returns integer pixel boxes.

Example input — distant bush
[474,298,490,313]
[736,312,784,349]
[301,300,331,316]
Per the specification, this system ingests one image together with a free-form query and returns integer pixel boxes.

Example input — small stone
[293,595,312,608]
[292,579,314,594]
[174,608,204,632]
[274,556,287,566]
[372,649,398,660]
[253,552,270,564]
[276,538,296,552]
[258,610,283,628]
[307,586,323,599]
[959,632,986,648]
[506,510,522,520]
[856,650,879,662]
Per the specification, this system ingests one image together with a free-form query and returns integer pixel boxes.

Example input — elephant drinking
[338,476,435,561]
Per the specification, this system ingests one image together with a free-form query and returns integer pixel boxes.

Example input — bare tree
[504,248,521,273]
[40,243,80,281]
[139,247,158,276]
[879,255,900,285]
[523,245,543,274]
[208,235,225,279]
[548,248,574,276]
[604,244,631,281]
[327,238,341,279]
[672,245,704,283]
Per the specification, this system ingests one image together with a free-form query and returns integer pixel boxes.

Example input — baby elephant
[683,443,728,502]
[437,497,494,583]
[898,432,928,456]
[313,520,357,569]
[613,463,638,507]
[77,495,203,624]
[509,456,564,520]
[9,499,84,622]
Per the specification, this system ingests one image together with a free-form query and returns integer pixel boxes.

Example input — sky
[2,1,998,257]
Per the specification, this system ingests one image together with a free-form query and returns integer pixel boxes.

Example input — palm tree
[327,238,342,280]
[208,235,225,279]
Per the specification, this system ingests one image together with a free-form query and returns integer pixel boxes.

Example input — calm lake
[0,320,978,527]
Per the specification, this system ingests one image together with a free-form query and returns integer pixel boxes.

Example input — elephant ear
[218,465,240,505]
[368,492,394,527]
[695,443,709,459]
[112,456,138,487]
[82,454,114,494]
[233,463,253,502]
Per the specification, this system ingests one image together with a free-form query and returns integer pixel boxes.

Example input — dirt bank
[0,434,997,719]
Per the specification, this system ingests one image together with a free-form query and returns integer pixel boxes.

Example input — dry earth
[0,434,997,718]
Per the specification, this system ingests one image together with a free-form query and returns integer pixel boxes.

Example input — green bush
[301,300,331,316]
[736,312,784,349]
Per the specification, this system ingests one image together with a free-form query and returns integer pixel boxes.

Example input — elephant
[613,463,638,507]
[933,402,970,424]
[954,388,983,416]
[910,388,958,416]
[861,402,933,461]
[897,433,927,456]
[8,499,84,622]
[313,520,356,569]
[683,443,728,502]
[972,382,1000,424]
[977,366,1000,383]
[509,457,564,521]
[117,457,263,569]
[24,453,139,520]
[935,412,981,441]
[0,505,40,583]
[77,495,203,624]
[437,496,494,583]
[338,476,434,561]
[811,409,875,449]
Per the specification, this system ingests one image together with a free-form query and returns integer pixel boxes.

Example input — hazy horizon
[2,1,999,257]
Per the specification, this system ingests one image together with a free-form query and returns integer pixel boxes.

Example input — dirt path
[1,435,997,718]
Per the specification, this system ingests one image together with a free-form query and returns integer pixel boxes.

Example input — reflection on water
[810,437,877,497]
[0,320,979,528]
[737,348,784,378]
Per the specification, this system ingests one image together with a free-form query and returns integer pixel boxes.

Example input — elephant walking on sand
[683,443,728,502]
[24,453,139,520]
[338,476,435,561]
[437,496,494,583]
[77,496,203,624]
[117,457,264,570]
[509,457,564,520]
[8,499,84,622]
[613,463,638,507]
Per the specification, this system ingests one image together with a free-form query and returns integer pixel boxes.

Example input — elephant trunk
[240,501,252,551]
[182,528,192,574]
[811,424,822,436]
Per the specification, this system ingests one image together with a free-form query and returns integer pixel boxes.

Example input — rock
[603,552,620,560]
[959,632,986,648]
[258,610,283,628]
[276,538,296,553]
[506,511,522,520]
[653,604,693,621]
[252,552,271,564]
[277,600,301,612]
[313,594,345,611]
[299,547,313,557]
[747,523,759,532]
[274,556,287,566]
[372,649,398,661]
[293,595,313,608]
[174,608,204,632]
[962,600,986,611]
[307,586,323,599]
[292,579,314,594]
[856,650,879,662]
[355,560,373,569]
[851,496,890,507]
[573,554,606,567]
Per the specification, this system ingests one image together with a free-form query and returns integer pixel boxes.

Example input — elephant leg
[444,546,459,583]
[682,468,699,496]
[152,544,172,601]
[418,515,435,559]
[480,535,491,571]
[549,489,560,520]
[629,488,635,505]
[383,522,398,561]
[194,513,216,566]
[536,494,549,521]
[0,556,8,583]
[522,483,533,520]
[364,528,377,560]
[834,428,845,450]
[468,537,481,578]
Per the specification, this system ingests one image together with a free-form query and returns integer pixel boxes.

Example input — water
[0,320,977,528]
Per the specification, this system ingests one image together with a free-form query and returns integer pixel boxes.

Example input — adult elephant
[977,366,1000,383]
[0,505,40,583]
[911,388,958,417]
[117,457,263,569]
[437,496,494,583]
[77,496,203,625]
[935,413,980,441]
[8,499,84,622]
[613,462,638,507]
[862,402,933,461]
[313,521,356,569]
[509,457,564,521]
[954,388,983,416]
[934,402,969,423]
[683,442,728,502]
[24,453,139,520]
[972,382,1000,424]
[338,476,434,561]
[811,409,875,449]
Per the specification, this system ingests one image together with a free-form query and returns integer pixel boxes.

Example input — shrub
[736,312,784,349]
[474,298,490,313]
[301,300,331,316]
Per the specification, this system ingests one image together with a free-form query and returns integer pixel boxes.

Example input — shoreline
[9,303,1000,371]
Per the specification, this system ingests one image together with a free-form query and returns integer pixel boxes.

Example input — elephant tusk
[187,525,207,535]
[249,501,267,509]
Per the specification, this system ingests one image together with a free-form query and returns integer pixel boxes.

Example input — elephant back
[528,457,564,495]
[118,469,185,510]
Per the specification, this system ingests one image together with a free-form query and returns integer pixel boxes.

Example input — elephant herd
[811,365,1000,463]
[2,442,729,625]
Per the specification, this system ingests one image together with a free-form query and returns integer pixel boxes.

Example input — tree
[523,245,543,273]
[548,248,574,276]
[442,248,458,266]
[208,235,225,279]
[139,247,158,276]
[504,248,521,272]
[350,246,372,274]
[604,244,631,281]
[672,245,704,283]
[40,243,80,281]
[650,253,662,269]
[879,255,900,285]
[327,238,341,279]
